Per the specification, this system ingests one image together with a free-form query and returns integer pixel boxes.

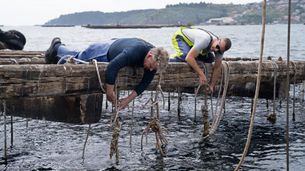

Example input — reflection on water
[1,90,305,170]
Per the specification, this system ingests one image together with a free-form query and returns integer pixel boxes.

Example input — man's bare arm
[185,47,207,85]
[209,58,222,92]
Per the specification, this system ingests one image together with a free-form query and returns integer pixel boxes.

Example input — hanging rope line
[141,116,168,156]
[82,124,91,162]
[209,62,230,135]
[2,100,8,164]
[285,0,292,169]
[129,99,135,150]
[92,59,106,92]
[194,63,209,122]
[201,61,230,139]
[234,0,266,170]
[110,116,121,164]
[202,85,209,137]
[291,61,296,121]
[81,59,106,161]
[109,82,121,164]
[267,60,278,124]
[140,72,168,156]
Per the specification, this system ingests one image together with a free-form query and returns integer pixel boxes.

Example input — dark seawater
[0,24,305,170]
[1,90,304,170]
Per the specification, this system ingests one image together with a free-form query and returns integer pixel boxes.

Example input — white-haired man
[45,37,169,110]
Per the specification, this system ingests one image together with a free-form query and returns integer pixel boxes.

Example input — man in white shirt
[170,27,231,92]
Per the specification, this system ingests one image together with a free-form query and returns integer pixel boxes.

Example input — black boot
[45,37,61,64]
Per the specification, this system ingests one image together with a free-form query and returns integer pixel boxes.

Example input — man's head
[211,38,232,54]
[144,47,169,71]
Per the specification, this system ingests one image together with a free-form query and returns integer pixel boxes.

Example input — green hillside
[45,0,305,25]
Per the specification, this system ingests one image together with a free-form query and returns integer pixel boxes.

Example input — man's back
[107,38,154,67]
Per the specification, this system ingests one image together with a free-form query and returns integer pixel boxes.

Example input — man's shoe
[45,37,61,64]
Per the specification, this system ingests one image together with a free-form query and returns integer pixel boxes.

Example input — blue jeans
[57,39,116,63]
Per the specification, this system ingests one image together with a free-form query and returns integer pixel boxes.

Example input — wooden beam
[0,60,304,99]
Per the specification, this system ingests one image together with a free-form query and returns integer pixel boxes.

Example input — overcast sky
[0,0,261,26]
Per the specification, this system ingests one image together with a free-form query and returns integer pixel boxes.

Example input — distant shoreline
[81,24,189,29]
[40,24,75,27]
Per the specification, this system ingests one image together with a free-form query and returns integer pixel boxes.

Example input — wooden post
[251,98,254,113]
[194,88,197,122]
[150,91,154,117]
[292,79,296,121]
[202,91,209,137]
[3,100,8,164]
[177,88,182,121]
[223,98,226,114]
[100,93,103,116]
[167,92,171,111]
[129,99,135,151]
[302,81,305,102]
[10,115,13,147]
[266,99,269,109]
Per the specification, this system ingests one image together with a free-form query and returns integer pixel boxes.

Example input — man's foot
[45,37,61,64]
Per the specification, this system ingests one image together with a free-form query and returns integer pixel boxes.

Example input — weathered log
[0,60,304,99]
[0,51,45,64]
[0,57,45,64]
[0,50,44,56]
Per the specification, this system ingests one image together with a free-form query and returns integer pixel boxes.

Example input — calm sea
[2,24,305,60]
[0,24,305,170]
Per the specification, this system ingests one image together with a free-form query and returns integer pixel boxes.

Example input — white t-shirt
[182,28,223,59]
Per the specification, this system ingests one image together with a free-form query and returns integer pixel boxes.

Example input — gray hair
[150,47,169,72]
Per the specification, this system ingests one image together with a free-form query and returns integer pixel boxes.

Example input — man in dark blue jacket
[45,37,169,110]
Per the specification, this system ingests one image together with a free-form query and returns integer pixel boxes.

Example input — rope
[129,99,135,150]
[3,100,8,164]
[291,61,296,121]
[141,117,168,156]
[140,72,168,156]
[82,124,91,162]
[109,77,121,164]
[202,61,230,139]
[109,117,121,164]
[57,55,89,64]
[202,85,209,137]
[302,81,305,102]
[92,59,105,92]
[195,63,219,122]
[285,0,292,169]
[234,0,266,170]
[9,58,18,64]
[267,60,278,124]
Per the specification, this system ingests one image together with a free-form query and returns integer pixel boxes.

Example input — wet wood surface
[0,60,304,98]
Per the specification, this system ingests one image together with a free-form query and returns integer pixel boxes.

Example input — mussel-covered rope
[140,73,168,156]
[291,61,297,121]
[202,61,230,140]
[267,60,279,124]
[109,80,121,164]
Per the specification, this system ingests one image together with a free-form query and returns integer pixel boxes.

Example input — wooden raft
[1,50,305,123]
[0,60,304,98]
